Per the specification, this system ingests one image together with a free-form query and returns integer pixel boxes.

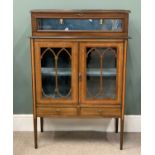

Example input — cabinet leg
[120,118,124,150]
[40,117,44,132]
[115,118,119,133]
[34,117,38,149]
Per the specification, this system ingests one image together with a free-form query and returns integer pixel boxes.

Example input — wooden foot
[34,117,38,149]
[115,118,119,133]
[40,117,44,132]
[120,118,124,150]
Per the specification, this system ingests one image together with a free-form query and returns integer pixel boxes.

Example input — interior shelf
[41,68,116,76]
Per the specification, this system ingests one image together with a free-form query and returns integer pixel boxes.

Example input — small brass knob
[98,110,102,113]
[55,109,60,113]
[79,73,82,81]
[77,13,84,17]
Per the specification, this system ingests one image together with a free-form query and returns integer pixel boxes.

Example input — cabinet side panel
[121,40,128,119]
[30,39,36,117]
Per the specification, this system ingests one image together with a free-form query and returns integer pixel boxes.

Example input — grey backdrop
[13,0,141,114]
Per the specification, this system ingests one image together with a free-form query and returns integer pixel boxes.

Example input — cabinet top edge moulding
[31,9,130,38]
[31,9,131,13]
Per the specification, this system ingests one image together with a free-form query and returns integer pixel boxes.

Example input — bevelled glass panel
[57,48,71,98]
[41,48,56,98]
[86,48,100,97]
[86,47,117,99]
[37,18,122,31]
[102,48,117,99]
[41,47,72,99]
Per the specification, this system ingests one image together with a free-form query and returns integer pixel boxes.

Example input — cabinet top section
[31,10,130,38]
[31,9,131,13]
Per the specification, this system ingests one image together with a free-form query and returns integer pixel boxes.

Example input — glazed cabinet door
[79,41,124,104]
[34,40,78,105]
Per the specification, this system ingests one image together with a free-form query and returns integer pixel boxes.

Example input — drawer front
[37,107,77,117]
[80,108,121,117]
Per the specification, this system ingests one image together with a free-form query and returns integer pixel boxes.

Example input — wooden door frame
[79,41,124,105]
[34,40,78,104]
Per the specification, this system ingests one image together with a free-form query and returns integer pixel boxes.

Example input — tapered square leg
[120,118,124,150]
[115,118,119,133]
[33,117,38,149]
[40,117,44,132]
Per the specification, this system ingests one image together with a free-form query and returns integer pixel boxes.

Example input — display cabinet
[30,10,130,149]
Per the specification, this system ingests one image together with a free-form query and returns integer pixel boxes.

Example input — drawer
[80,107,121,117]
[37,107,77,117]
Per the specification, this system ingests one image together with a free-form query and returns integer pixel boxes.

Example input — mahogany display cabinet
[30,10,130,149]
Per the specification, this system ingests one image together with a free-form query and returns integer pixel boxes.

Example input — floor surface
[14,131,141,155]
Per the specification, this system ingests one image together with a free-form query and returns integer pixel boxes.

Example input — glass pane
[102,48,117,99]
[57,48,71,97]
[41,48,55,98]
[41,47,72,99]
[87,48,100,97]
[86,47,117,99]
[37,18,122,32]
